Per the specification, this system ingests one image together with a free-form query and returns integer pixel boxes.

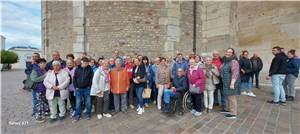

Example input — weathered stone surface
[42,1,300,86]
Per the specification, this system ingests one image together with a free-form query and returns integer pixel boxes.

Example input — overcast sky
[1,0,41,50]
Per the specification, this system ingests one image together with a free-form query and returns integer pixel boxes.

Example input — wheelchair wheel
[183,91,193,112]
[167,99,177,115]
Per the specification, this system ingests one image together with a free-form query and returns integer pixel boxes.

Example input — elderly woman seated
[163,68,188,115]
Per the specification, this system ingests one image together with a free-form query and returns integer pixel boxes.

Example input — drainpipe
[83,0,87,53]
[193,1,197,54]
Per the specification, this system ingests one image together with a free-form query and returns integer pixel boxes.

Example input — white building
[0,35,5,51]
[8,46,41,69]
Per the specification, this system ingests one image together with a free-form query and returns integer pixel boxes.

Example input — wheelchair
[165,90,193,114]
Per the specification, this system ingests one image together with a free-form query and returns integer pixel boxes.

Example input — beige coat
[43,70,70,100]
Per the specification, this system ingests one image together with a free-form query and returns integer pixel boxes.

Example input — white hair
[201,53,212,58]
[205,56,213,61]
[52,60,61,66]
[212,50,220,55]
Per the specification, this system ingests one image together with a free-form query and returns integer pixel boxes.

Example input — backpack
[22,75,34,91]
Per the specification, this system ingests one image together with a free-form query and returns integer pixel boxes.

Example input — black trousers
[251,71,260,88]
[69,91,76,111]
[214,78,223,105]
[172,92,184,112]
[191,93,203,112]
[128,82,136,106]
[96,91,110,115]
[109,91,115,110]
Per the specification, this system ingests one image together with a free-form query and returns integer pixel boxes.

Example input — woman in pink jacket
[186,58,206,116]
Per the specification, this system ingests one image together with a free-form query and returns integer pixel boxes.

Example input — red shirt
[125,62,135,80]
[212,57,222,71]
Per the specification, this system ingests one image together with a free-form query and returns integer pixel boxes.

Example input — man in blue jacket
[283,49,300,101]
[163,68,187,115]
[172,53,188,80]
[24,52,40,116]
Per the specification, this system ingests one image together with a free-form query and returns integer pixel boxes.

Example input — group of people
[23,46,299,124]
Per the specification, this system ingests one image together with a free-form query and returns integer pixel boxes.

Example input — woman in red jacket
[186,58,206,116]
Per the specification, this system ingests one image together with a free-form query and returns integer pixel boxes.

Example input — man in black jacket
[250,53,263,89]
[266,46,288,105]
[73,57,94,122]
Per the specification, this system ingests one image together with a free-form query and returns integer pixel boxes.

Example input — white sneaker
[97,114,102,120]
[103,113,112,118]
[91,106,95,113]
[136,106,141,112]
[241,91,248,95]
[137,109,143,115]
[141,108,145,113]
[157,105,161,110]
[248,92,256,97]
[191,109,196,114]
[193,111,202,116]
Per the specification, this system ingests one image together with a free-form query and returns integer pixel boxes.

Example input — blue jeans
[136,86,144,108]
[74,88,91,119]
[241,79,252,92]
[163,89,176,104]
[32,90,38,114]
[283,74,297,97]
[271,75,286,102]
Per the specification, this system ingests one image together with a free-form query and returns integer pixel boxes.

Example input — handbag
[189,84,201,94]
[212,74,220,85]
[23,75,34,90]
[142,85,152,99]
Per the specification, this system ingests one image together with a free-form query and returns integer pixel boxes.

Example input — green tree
[1,50,19,70]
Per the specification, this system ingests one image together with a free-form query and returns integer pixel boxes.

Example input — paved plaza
[1,70,299,134]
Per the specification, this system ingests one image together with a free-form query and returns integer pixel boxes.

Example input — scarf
[223,56,236,63]
[189,65,198,75]
[205,64,213,78]
[101,66,110,83]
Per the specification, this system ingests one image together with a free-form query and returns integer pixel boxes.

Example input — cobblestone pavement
[1,70,299,134]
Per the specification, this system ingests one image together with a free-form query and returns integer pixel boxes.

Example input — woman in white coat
[44,61,70,123]
[91,59,112,119]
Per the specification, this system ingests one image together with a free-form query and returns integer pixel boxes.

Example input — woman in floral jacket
[30,58,49,123]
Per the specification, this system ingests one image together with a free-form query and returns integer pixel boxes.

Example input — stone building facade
[42,1,300,86]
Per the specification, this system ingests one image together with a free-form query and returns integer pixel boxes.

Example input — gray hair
[52,60,61,66]
[205,56,213,61]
